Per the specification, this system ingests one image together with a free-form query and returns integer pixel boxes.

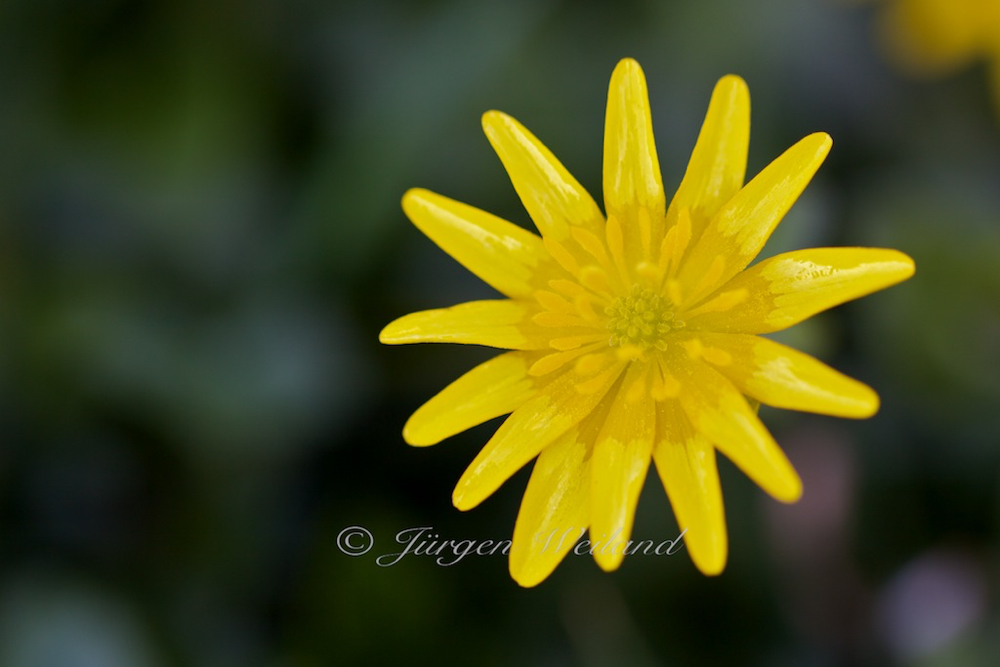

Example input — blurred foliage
[1,0,999,666]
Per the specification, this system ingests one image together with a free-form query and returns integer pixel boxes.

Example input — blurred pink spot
[876,548,987,660]
[769,426,854,562]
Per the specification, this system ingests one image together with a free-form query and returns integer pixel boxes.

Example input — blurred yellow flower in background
[381,58,914,587]
[879,0,1000,109]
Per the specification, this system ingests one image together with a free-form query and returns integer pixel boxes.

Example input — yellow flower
[381,59,914,587]
[879,0,1000,108]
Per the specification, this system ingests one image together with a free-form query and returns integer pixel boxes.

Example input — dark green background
[1,0,998,665]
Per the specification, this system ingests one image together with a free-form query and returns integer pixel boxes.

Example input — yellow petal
[668,74,750,225]
[686,247,916,334]
[697,333,880,418]
[879,0,982,74]
[652,400,727,575]
[482,111,605,242]
[452,361,624,510]
[404,352,538,446]
[401,188,555,298]
[670,349,801,503]
[379,300,549,350]
[603,58,666,247]
[590,364,655,572]
[510,428,590,587]
[677,133,832,301]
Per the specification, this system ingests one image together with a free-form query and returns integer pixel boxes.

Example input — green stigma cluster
[605,285,684,350]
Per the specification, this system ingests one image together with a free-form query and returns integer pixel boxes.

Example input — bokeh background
[2,0,999,665]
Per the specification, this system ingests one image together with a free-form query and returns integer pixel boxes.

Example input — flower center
[605,285,684,350]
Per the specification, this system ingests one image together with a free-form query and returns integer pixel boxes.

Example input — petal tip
[773,474,803,504]
[833,379,882,419]
[611,57,645,83]
[693,554,727,577]
[861,248,917,287]
[874,249,916,285]
[716,73,749,93]
[481,109,508,134]
[379,316,418,345]
[592,549,624,573]
[855,388,881,419]
[378,320,401,344]
[896,251,917,279]
[401,419,439,447]
[401,187,426,204]
[615,56,641,70]
[809,131,834,154]
[684,528,728,576]
[400,188,431,218]
[451,482,480,512]
[510,562,546,588]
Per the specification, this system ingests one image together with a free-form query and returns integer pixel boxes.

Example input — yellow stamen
[570,227,612,268]
[575,352,610,376]
[660,208,693,276]
[702,347,732,366]
[573,294,602,324]
[575,363,623,395]
[683,337,704,360]
[635,261,661,284]
[534,289,575,314]
[550,333,606,351]
[683,288,748,319]
[529,342,605,376]
[605,284,684,349]
[543,237,580,276]
[548,279,588,299]
[688,254,726,303]
[532,311,590,328]
[637,207,653,259]
[666,279,683,307]
[579,266,613,295]
[605,215,628,279]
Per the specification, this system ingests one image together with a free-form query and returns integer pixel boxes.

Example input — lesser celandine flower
[381,59,914,587]
[878,0,1000,111]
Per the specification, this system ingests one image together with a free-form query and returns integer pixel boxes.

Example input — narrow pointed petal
[482,112,605,242]
[379,300,550,350]
[668,75,750,225]
[686,247,916,334]
[590,365,655,572]
[404,352,539,446]
[653,400,727,575]
[671,350,801,503]
[604,58,665,228]
[698,333,880,418]
[453,361,625,510]
[677,133,832,300]
[510,429,590,587]
[402,188,555,298]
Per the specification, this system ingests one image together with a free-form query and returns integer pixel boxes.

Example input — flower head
[879,0,1000,112]
[381,59,914,587]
